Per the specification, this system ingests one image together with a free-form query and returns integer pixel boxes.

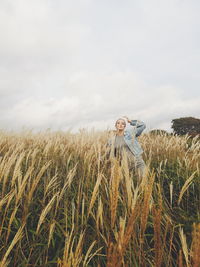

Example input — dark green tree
[171,117,200,136]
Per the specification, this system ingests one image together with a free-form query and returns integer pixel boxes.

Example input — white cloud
[0,71,199,133]
[0,0,199,133]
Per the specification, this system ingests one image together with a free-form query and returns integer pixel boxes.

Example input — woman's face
[115,119,126,131]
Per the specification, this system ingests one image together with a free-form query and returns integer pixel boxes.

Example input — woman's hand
[123,116,131,123]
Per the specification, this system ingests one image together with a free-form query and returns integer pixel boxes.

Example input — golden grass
[0,224,25,267]
[109,158,122,229]
[0,129,199,266]
[178,170,197,205]
[191,223,200,267]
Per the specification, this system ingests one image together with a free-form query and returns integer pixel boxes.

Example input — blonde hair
[115,118,126,128]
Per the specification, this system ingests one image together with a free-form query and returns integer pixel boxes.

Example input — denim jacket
[106,120,146,157]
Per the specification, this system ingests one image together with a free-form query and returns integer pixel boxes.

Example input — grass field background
[0,129,199,266]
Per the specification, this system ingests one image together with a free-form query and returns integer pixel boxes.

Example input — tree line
[150,116,200,137]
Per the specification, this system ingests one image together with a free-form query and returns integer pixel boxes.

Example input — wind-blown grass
[0,129,199,266]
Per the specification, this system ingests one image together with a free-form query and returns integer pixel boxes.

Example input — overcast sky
[0,0,199,133]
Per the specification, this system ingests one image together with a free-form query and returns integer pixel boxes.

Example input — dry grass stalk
[166,224,175,266]
[6,204,20,243]
[48,220,56,248]
[178,171,197,205]
[107,200,141,267]
[139,163,150,190]
[64,163,78,189]
[26,161,51,205]
[179,227,189,267]
[10,152,26,188]
[110,158,122,228]
[63,224,75,263]
[44,173,59,199]
[0,260,10,267]
[139,170,155,266]
[121,153,133,211]
[1,153,18,197]
[191,223,200,267]
[62,229,84,267]
[15,165,35,205]
[59,236,102,267]
[57,163,78,206]
[107,240,123,267]
[140,170,155,238]
[178,250,183,267]
[153,184,164,267]
[0,224,24,267]
[82,241,100,266]
[81,197,85,227]
[0,190,14,212]
[122,202,140,251]
[152,205,162,267]
[0,190,15,237]
[169,181,173,207]
[36,192,58,234]
[88,173,103,216]
[96,197,103,232]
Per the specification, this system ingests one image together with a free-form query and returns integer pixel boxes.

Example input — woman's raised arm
[123,116,146,137]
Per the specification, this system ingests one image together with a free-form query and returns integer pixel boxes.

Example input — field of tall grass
[0,129,199,267]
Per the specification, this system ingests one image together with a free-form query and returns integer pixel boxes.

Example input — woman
[106,116,146,181]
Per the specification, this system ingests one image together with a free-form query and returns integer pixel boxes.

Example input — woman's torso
[108,129,143,157]
[114,135,136,169]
